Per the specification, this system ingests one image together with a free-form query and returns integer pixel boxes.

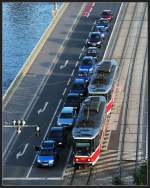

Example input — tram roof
[72,96,106,139]
[88,60,118,94]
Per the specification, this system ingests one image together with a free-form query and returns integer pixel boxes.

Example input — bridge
[2,2,147,186]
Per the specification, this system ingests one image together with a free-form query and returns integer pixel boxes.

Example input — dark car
[86,32,103,48]
[101,10,113,21]
[64,92,85,113]
[36,140,58,167]
[79,56,97,73]
[70,78,88,97]
[48,126,66,146]
[85,47,99,61]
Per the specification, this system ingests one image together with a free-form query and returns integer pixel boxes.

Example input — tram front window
[74,142,91,156]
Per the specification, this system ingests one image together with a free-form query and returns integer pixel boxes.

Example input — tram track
[116,2,147,181]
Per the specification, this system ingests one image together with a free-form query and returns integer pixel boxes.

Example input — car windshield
[102,11,110,16]
[72,83,83,90]
[88,49,96,54]
[82,59,92,66]
[39,148,53,156]
[74,141,91,156]
[60,112,73,118]
[50,130,62,138]
[90,34,100,42]
[78,72,88,77]
[42,141,54,148]
[97,20,108,26]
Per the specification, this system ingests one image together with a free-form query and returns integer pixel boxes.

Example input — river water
[2,2,62,96]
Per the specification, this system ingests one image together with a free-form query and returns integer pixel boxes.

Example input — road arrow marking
[60,60,69,69]
[16,143,29,160]
[37,102,48,115]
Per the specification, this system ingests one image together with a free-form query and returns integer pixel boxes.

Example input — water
[2,2,62,96]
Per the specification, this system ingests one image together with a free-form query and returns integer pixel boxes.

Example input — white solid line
[71,69,75,77]
[62,88,67,96]
[26,99,62,178]
[102,2,123,60]
[67,78,71,86]
[79,53,82,59]
[3,177,63,180]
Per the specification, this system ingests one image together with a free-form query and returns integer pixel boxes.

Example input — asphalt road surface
[3,2,121,185]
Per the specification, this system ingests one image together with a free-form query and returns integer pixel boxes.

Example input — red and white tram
[88,60,118,114]
[72,96,106,166]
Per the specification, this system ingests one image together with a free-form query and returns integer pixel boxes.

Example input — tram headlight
[87,158,91,162]
[76,158,79,162]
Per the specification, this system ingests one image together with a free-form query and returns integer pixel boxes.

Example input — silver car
[57,107,77,129]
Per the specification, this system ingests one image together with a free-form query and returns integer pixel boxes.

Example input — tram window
[93,134,99,150]
[107,90,112,101]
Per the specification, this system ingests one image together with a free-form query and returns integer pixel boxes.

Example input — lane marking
[82,46,85,52]
[26,98,62,178]
[79,53,82,59]
[37,102,48,115]
[16,143,29,160]
[67,78,71,86]
[60,60,69,69]
[75,61,79,68]
[62,88,67,96]
[71,69,75,77]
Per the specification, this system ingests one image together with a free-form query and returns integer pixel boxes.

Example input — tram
[72,96,106,166]
[88,60,118,114]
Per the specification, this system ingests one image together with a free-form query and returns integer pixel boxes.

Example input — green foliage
[133,161,147,185]
[112,176,124,185]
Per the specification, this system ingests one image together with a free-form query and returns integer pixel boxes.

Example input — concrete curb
[2,3,69,108]
[103,2,127,60]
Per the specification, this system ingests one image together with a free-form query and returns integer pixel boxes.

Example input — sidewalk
[2,2,85,156]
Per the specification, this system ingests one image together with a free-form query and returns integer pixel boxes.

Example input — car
[85,47,99,61]
[79,56,97,73]
[95,18,110,31]
[101,10,113,21]
[76,69,92,83]
[36,140,58,167]
[93,25,109,39]
[57,107,77,129]
[64,92,85,113]
[86,32,103,48]
[70,78,88,97]
[48,126,66,146]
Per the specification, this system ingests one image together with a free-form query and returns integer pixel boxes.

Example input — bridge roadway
[2,2,121,185]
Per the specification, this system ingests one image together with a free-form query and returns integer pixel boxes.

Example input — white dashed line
[62,88,67,96]
[67,78,71,86]
[75,61,79,68]
[71,69,75,77]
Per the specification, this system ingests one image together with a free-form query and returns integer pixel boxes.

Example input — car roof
[90,32,101,35]
[50,126,63,131]
[61,106,74,113]
[82,56,93,60]
[42,140,55,144]
[103,9,111,12]
[74,78,85,84]
[88,47,97,50]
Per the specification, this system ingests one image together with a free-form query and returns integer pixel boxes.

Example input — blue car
[95,18,110,31]
[79,56,96,73]
[70,78,88,97]
[76,69,92,83]
[94,25,109,39]
[85,47,99,61]
[86,32,103,48]
[36,140,58,167]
